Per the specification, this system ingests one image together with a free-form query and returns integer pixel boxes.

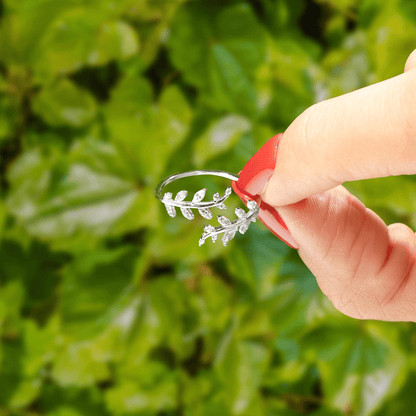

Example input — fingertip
[404,49,416,72]
[260,105,343,207]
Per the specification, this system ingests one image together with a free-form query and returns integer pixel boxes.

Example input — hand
[260,49,416,322]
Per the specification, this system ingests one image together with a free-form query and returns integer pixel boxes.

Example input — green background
[0,0,416,414]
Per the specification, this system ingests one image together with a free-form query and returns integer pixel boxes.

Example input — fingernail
[232,133,299,249]
[236,133,282,196]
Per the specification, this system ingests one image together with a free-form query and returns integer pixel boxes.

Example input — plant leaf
[60,246,139,339]
[32,78,97,128]
[300,322,407,415]
[192,115,252,167]
[5,145,151,249]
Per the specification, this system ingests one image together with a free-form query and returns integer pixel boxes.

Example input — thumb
[261,53,416,207]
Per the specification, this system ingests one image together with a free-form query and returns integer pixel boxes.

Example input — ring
[155,170,259,246]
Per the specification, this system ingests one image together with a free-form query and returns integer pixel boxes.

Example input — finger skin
[262,68,416,207]
[275,185,416,321]
[259,49,416,321]
[405,49,416,72]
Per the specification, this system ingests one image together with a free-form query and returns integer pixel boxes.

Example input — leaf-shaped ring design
[155,170,259,246]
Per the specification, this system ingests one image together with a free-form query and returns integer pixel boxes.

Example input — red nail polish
[232,134,299,249]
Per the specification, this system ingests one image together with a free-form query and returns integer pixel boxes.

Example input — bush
[0,0,415,415]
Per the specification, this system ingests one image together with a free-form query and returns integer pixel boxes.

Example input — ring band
[155,170,238,201]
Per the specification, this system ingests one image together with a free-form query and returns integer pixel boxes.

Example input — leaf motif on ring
[192,189,207,203]
[175,190,188,201]
[222,229,236,246]
[217,215,232,227]
[180,207,194,220]
[198,208,212,219]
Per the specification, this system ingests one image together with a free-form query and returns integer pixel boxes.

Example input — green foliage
[32,78,98,127]
[0,0,415,415]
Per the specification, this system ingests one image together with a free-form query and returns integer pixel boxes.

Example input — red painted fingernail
[232,133,299,249]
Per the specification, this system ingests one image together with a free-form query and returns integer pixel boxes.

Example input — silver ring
[155,169,259,246]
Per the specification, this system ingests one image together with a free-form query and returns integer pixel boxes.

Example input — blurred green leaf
[0,239,67,324]
[208,44,258,116]
[358,0,385,28]
[321,31,372,96]
[39,384,110,416]
[32,6,139,78]
[105,375,178,414]
[318,0,358,13]
[198,274,233,334]
[5,140,155,250]
[264,249,337,341]
[0,0,72,64]
[0,94,20,142]
[182,369,226,414]
[344,176,416,218]
[214,329,271,415]
[106,79,192,183]
[193,114,251,167]
[32,78,97,127]
[0,279,25,337]
[300,321,408,415]
[47,407,84,416]
[373,370,416,416]
[86,21,139,66]
[52,342,110,387]
[231,225,290,300]
[60,246,139,339]
[0,200,8,243]
[106,75,153,117]
[0,340,25,406]
[169,2,266,116]
[11,158,135,238]
[0,0,415,415]
[8,378,42,409]
[366,2,416,80]
[398,0,416,25]
[33,7,102,76]
[118,277,199,379]
[22,316,59,378]
[148,216,226,264]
